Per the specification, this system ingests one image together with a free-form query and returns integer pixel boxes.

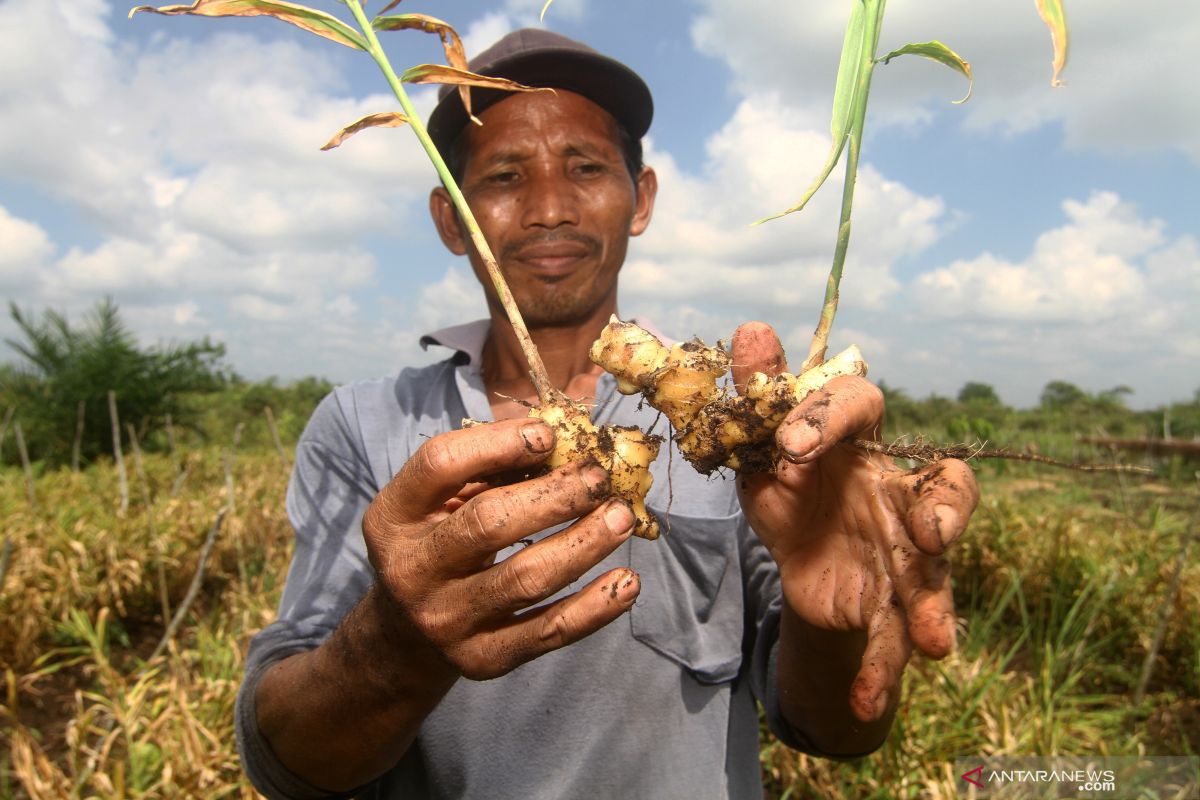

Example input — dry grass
[2,448,1197,798]
[1,448,292,799]
[761,472,1200,798]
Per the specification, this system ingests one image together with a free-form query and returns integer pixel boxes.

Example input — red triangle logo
[961,765,985,788]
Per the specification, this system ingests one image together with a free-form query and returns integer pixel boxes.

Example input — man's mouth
[504,235,600,279]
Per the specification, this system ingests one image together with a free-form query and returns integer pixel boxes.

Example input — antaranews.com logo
[954,756,1198,798]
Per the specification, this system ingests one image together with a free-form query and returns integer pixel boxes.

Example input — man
[236,28,979,799]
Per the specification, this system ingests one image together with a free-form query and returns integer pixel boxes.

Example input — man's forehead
[461,90,624,158]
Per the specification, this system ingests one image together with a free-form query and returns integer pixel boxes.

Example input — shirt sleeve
[235,390,380,799]
[737,514,831,757]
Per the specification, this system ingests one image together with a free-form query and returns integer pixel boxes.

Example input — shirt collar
[419,316,672,367]
[419,319,491,366]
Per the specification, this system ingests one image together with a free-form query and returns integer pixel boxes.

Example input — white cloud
[783,325,889,363]
[912,191,1163,322]
[0,0,434,254]
[325,294,358,318]
[122,300,209,334]
[0,0,440,378]
[231,294,294,322]
[879,191,1200,405]
[0,206,53,286]
[412,265,489,332]
[462,12,518,58]
[691,0,1200,163]
[2,0,1195,412]
[623,94,943,337]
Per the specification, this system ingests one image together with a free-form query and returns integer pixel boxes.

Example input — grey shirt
[236,320,817,800]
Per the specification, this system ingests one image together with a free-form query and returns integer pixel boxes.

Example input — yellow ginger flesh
[589,316,868,473]
[530,397,662,539]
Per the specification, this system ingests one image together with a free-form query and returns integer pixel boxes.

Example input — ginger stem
[345,0,556,405]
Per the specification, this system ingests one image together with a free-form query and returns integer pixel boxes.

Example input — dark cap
[426,28,653,156]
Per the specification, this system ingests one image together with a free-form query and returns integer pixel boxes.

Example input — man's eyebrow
[471,138,620,168]
[561,141,621,162]
[476,149,529,167]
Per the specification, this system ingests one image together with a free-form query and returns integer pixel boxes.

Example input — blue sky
[1,0,1197,408]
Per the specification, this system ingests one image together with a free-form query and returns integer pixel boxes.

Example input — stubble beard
[495,231,620,328]
[506,274,614,328]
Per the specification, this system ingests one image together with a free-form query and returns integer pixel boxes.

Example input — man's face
[431,90,656,328]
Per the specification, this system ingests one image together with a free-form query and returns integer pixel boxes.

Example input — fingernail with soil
[780,422,821,463]
[616,569,640,602]
[604,500,634,537]
[520,421,553,453]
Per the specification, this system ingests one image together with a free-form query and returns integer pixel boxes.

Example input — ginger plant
[130,0,662,536]
[590,317,866,474]
[587,0,1073,475]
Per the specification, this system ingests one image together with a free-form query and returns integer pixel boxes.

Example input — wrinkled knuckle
[505,553,557,606]
[455,647,508,681]
[537,610,573,649]
[410,439,455,485]
[410,605,454,643]
[464,493,515,548]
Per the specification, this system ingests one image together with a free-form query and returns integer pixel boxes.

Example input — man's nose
[520,170,580,229]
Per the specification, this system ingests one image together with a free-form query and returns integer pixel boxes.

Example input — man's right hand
[362,417,641,681]
[255,418,638,793]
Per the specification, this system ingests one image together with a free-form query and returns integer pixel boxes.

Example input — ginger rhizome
[589,317,868,474]
[529,396,663,540]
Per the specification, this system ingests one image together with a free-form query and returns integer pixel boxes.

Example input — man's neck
[481,305,614,420]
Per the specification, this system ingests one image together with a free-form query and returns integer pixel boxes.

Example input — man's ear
[430,187,468,255]
[629,166,657,237]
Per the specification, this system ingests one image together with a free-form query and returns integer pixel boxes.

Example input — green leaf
[830,0,868,146]
[880,41,973,104]
[320,111,408,150]
[128,0,367,50]
[1035,0,1069,86]
[753,0,868,224]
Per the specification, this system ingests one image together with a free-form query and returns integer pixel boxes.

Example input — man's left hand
[731,322,980,723]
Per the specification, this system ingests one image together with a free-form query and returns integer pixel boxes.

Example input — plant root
[854,438,1153,474]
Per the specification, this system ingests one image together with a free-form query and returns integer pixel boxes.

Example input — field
[1,395,1197,798]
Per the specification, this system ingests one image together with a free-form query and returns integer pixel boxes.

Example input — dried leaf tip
[127,0,368,51]
[1035,0,1069,86]
[321,111,408,151]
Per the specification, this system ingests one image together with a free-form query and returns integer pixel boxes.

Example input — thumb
[730,321,790,392]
